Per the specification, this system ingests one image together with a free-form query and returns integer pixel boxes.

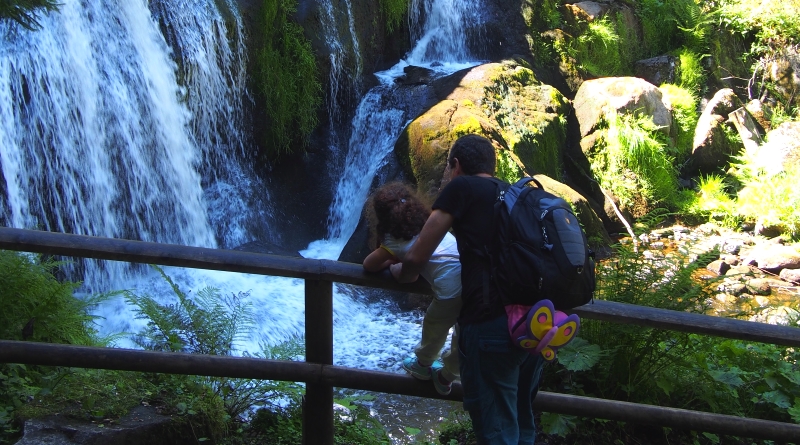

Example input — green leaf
[404,426,421,435]
[788,398,800,423]
[557,338,602,372]
[708,369,744,387]
[540,412,576,436]
[656,377,674,397]
[761,390,792,409]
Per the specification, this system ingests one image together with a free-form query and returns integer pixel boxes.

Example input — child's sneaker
[402,357,441,381]
[432,368,452,396]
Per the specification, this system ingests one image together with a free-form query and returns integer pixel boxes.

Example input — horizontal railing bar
[572,300,800,347]
[0,227,433,295]
[1,340,798,442]
[2,227,799,347]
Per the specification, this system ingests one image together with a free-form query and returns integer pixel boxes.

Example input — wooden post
[303,279,334,445]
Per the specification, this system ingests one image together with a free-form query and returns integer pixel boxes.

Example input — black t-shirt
[433,175,506,324]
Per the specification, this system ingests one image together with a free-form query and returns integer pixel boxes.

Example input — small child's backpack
[479,176,596,359]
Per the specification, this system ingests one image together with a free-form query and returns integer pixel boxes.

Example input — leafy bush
[0,250,104,345]
[252,0,322,159]
[682,144,800,239]
[0,250,107,442]
[0,0,58,30]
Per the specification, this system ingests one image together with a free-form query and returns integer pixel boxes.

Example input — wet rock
[395,66,435,86]
[720,254,739,266]
[717,281,747,296]
[745,278,785,296]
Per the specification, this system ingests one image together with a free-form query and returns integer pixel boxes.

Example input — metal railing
[1,227,800,443]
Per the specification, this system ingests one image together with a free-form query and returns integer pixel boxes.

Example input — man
[390,134,546,444]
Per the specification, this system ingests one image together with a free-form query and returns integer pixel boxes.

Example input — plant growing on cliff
[0,0,58,30]
[379,0,408,33]
[252,0,322,159]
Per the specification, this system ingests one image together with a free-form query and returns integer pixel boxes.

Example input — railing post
[303,279,334,445]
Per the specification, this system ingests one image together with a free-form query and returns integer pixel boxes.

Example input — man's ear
[450,158,462,177]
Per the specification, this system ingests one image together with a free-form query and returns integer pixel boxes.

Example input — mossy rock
[395,60,570,195]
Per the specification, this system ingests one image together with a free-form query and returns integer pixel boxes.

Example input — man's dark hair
[447,134,496,175]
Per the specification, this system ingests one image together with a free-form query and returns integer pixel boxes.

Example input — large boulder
[573,77,673,139]
[687,88,743,174]
[394,60,571,196]
[573,77,674,221]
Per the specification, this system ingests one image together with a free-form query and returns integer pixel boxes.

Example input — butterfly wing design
[523,300,580,361]
[536,313,580,361]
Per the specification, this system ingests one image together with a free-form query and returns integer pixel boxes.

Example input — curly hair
[366,182,430,249]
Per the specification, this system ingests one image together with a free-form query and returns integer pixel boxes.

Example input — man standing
[390,134,546,444]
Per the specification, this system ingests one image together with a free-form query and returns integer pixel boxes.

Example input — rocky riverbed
[619,222,800,326]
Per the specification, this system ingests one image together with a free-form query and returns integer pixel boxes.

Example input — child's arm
[363,246,399,272]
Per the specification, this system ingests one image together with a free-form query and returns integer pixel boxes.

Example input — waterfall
[304,0,487,260]
[0,0,273,289]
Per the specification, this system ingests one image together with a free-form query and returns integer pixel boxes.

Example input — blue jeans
[459,313,546,445]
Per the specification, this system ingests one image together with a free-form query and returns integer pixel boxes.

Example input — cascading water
[0,0,217,288]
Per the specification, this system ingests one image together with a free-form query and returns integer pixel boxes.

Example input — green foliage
[0,250,105,345]
[235,392,391,445]
[572,17,624,77]
[435,411,475,445]
[252,0,322,159]
[0,250,109,442]
[379,0,408,34]
[675,47,707,95]
[682,145,800,238]
[730,152,800,238]
[637,0,710,58]
[0,0,58,30]
[494,149,524,184]
[591,111,679,212]
[659,83,700,165]
[125,266,308,423]
[715,0,800,49]
[125,266,255,355]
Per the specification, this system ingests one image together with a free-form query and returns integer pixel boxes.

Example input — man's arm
[390,209,454,283]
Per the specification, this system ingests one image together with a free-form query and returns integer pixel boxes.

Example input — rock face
[14,406,194,445]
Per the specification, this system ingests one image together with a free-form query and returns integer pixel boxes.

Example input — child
[362,182,461,395]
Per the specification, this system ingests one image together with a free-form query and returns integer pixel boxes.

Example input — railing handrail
[2,226,800,443]
[2,339,799,442]
[2,227,799,346]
